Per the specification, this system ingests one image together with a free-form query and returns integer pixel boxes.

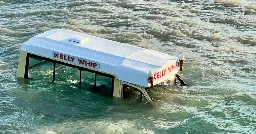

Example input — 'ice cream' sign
[53,51,99,69]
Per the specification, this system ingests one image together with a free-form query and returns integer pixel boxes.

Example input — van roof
[21,29,179,87]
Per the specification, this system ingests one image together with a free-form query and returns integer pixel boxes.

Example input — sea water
[0,0,255,133]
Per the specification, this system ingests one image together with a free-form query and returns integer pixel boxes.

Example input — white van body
[18,29,181,101]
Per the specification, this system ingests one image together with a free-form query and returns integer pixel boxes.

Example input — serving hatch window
[25,53,114,97]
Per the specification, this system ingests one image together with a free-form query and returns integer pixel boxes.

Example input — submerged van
[17,29,186,102]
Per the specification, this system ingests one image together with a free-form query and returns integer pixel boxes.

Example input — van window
[26,53,114,97]
[28,56,53,81]
[94,74,113,97]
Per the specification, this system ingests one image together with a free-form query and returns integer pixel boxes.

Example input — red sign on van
[53,51,99,69]
[53,52,75,62]
[77,58,98,68]
[153,64,177,80]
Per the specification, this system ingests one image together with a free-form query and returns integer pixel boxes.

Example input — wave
[215,0,241,6]
[0,27,30,37]
[32,120,155,134]
[216,0,256,10]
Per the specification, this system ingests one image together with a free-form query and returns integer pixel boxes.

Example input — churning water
[0,0,255,133]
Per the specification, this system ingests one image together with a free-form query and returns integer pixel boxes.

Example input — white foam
[33,119,154,134]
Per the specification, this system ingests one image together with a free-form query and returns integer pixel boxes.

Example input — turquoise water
[0,0,255,133]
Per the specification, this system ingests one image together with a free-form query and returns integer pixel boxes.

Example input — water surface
[0,0,255,133]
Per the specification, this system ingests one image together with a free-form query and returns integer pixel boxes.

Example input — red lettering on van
[53,52,99,69]
[54,52,75,63]
[78,58,98,68]
[78,59,85,64]
[92,63,97,68]
[60,54,63,59]
[154,64,177,80]
[54,53,59,58]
